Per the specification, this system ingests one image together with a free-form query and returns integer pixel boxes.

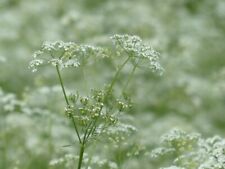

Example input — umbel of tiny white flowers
[28,41,106,72]
[111,34,164,75]
[29,35,163,75]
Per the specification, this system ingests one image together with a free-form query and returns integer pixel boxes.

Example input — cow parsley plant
[30,34,162,169]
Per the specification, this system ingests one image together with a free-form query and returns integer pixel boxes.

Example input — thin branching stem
[83,121,93,143]
[122,60,139,93]
[106,56,130,97]
[76,120,97,169]
[55,65,82,144]
[86,121,97,141]
[56,65,70,105]
[71,118,82,144]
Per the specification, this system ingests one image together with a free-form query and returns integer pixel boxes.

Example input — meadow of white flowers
[0,0,225,169]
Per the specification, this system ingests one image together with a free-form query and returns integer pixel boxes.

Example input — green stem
[56,65,70,105]
[71,118,82,144]
[55,65,82,144]
[106,56,130,96]
[122,62,138,94]
[83,121,93,144]
[85,122,97,141]
[77,143,85,169]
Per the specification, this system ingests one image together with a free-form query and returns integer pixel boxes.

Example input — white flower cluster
[161,129,200,149]
[151,129,225,169]
[111,34,163,74]
[29,59,44,72]
[151,129,200,162]
[151,147,174,158]
[199,136,225,169]
[29,41,106,72]
[107,123,136,144]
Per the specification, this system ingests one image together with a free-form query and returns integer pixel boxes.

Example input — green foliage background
[0,0,225,168]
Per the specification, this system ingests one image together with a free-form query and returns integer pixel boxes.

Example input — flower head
[111,34,164,74]
[29,41,106,72]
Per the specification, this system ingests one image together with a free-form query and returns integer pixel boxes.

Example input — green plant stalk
[122,62,138,93]
[77,143,85,169]
[107,56,130,96]
[55,65,82,143]
[56,65,86,169]
[55,53,131,169]
[76,123,93,169]
[56,65,70,105]
[85,121,97,141]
